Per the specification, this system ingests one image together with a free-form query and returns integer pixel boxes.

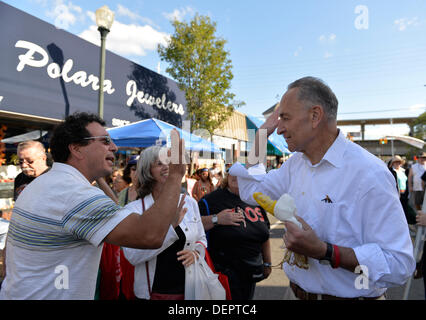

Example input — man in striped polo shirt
[0,112,186,299]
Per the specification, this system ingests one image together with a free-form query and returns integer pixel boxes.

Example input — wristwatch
[319,242,333,265]
[263,262,272,268]
[211,214,218,226]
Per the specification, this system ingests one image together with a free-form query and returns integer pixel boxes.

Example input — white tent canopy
[0,130,48,144]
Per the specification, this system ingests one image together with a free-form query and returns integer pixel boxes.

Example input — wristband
[263,262,272,268]
[332,244,340,269]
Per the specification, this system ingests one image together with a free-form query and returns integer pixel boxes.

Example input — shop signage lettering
[15,40,114,94]
[126,80,184,115]
[14,40,185,116]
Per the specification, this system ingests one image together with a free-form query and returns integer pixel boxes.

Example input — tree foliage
[412,111,426,140]
[158,14,240,134]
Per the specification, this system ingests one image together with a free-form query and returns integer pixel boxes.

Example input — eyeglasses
[19,158,35,165]
[83,135,112,145]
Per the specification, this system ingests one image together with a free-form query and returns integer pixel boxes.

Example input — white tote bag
[184,245,226,300]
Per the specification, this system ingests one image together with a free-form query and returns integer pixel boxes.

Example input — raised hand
[260,104,280,136]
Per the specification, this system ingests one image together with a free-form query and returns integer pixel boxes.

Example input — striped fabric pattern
[8,195,120,251]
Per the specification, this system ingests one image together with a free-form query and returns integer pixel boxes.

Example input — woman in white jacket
[123,146,207,300]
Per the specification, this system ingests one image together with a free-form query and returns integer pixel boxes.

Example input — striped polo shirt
[0,163,132,300]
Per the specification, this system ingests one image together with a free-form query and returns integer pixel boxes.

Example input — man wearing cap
[389,155,408,195]
[408,152,426,210]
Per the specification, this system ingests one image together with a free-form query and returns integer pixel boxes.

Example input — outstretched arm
[105,130,187,249]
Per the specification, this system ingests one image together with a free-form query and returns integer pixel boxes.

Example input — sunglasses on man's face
[83,135,112,145]
[18,158,35,165]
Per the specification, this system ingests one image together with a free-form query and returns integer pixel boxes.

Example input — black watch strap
[321,242,333,262]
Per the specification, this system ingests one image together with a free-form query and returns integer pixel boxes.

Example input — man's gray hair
[288,76,338,120]
[17,140,46,155]
[136,146,163,198]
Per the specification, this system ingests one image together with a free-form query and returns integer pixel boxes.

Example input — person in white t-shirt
[0,112,186,300]
[230,77,415,300]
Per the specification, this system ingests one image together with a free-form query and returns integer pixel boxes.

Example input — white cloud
[116,4,159,28]
[86,10,95,22]
[394,17,419,31]
[117,4,139,21]
[79,18,170,57]
[163,6,195,22]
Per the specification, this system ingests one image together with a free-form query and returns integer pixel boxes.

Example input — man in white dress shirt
[230,77,415,300]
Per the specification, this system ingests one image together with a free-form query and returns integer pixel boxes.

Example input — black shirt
[13,172,36,201]
[152,226,186,294]
[13,168,50,201]
[198,188,270,269]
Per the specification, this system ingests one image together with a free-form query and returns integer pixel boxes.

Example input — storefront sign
[0,2,187,127]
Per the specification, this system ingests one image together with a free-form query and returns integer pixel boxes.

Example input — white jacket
[123,194,207,299]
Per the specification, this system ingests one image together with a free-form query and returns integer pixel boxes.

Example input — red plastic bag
[120,249,136,300]
[99,243,121,300]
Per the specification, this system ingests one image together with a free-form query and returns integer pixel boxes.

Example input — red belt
[290,282,384,300]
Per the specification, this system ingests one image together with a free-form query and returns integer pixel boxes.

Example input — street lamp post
[95,5,114,119]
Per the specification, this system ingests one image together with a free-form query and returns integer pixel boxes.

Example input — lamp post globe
[95,5,114,119]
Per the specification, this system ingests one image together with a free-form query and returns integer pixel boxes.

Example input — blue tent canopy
[107,118,222,153]
[246,115,290,156]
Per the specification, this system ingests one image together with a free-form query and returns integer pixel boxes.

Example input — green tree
[158,14,241,134]
[405,112,426,160]
[412,111,426,140]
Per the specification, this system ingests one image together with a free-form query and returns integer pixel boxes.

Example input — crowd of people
[0,76,424,300]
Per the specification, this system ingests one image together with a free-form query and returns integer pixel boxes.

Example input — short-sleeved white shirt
[0,163,132,300]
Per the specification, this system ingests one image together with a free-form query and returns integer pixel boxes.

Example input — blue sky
[3,0,426,138]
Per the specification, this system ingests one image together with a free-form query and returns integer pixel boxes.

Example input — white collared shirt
[123,193,207,299]
[230,131,415,298]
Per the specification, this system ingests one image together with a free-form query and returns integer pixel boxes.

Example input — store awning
[108,118,222,153]
[246,115,290,156]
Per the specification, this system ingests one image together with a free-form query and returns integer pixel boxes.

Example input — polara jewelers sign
[14,40,185,116]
